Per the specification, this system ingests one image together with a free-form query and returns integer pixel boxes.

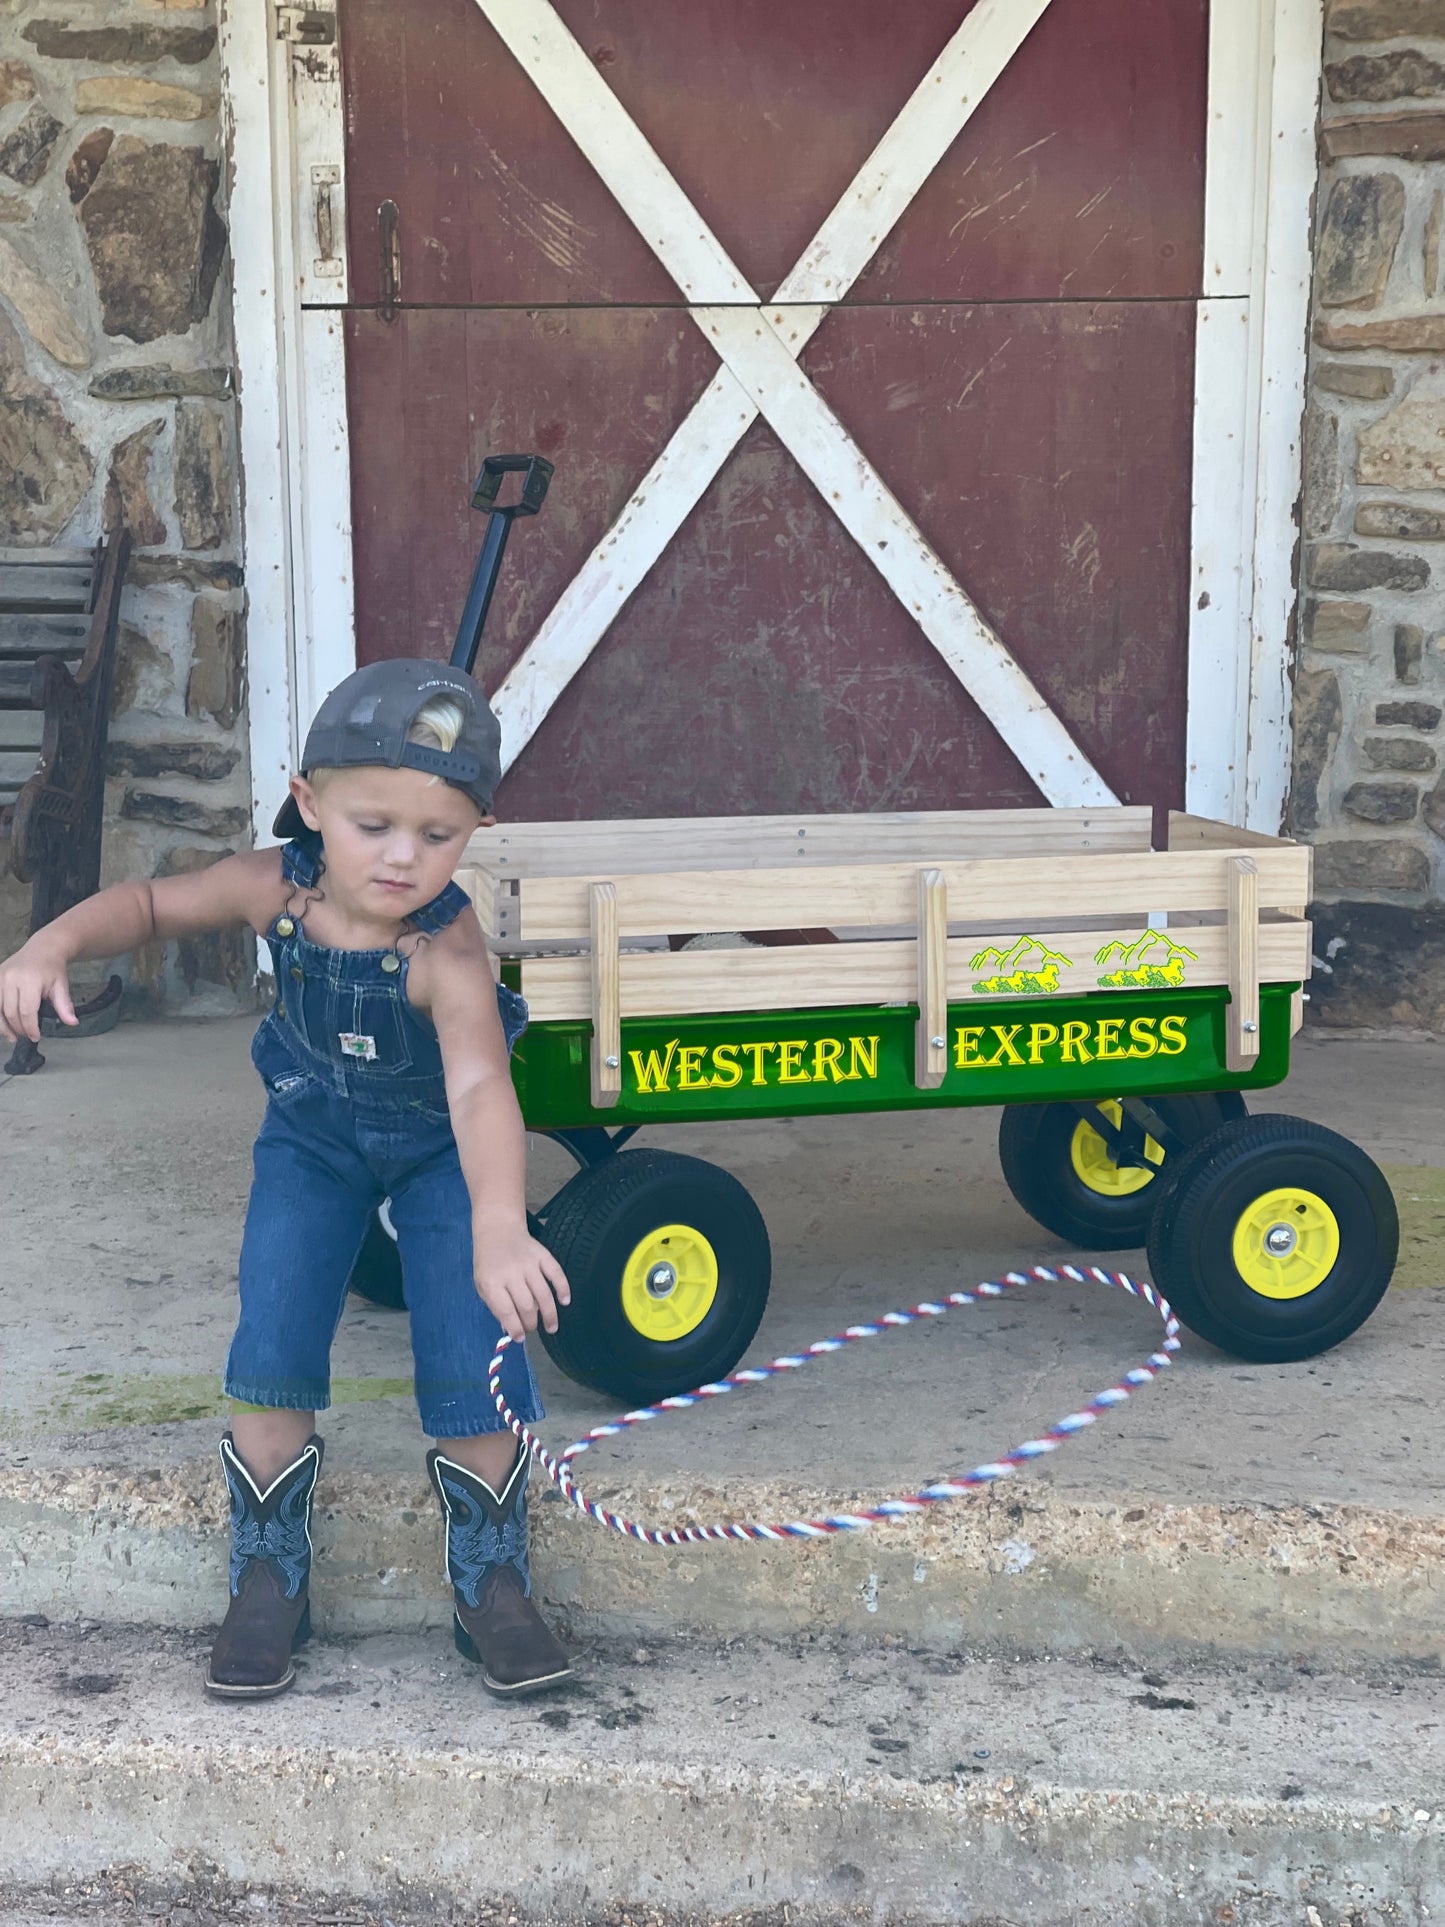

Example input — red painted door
[338,0,1207,819]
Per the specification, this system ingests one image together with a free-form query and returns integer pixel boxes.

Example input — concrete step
[4,1460,1443,1671]
[3,1615,1443,1925]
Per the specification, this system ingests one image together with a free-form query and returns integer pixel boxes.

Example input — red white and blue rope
[487,1264,1180,1547]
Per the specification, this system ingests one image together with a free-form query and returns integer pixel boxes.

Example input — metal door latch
[311,164,342,279]
[276,6,336,44]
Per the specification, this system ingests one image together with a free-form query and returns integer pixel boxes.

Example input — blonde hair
[407,694,468,755]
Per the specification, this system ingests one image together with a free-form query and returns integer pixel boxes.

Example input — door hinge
[276,6,336,44]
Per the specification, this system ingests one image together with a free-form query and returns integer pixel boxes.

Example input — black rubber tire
[998,1092,1248,1251]
[536,1149,771,1403]
[1146,1113,1398,1362]
[346,1210,407,1311]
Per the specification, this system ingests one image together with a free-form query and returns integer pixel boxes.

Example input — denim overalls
[224,833,543,1439]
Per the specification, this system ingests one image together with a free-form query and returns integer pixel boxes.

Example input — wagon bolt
[646,1262,678,1299]
[930,1036,946,1050]
[1241,1021,1258,1032]
[604,1054,620,1068]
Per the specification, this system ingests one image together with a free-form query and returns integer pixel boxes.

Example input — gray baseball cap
[272,658,502,840]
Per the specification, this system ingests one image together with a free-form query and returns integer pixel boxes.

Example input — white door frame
[221,0,1322,844]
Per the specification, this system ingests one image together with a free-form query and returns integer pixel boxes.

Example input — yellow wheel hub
[620,1224,719,1341]
[1231,1187,1340,1300]
[1070,1101,1165,1198]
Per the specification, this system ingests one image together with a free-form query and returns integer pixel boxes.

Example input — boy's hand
[474,1220,571,1342]
[0,941,77,1044]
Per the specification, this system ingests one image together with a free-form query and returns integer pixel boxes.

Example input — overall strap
[280,832,324,892]
[406,879,472,940]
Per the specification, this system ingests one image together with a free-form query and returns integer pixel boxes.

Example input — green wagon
[402,803,1398,1404]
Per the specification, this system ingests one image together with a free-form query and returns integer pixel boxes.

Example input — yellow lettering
[1127,1016,1158,1059]
[812,1037,846,1083]
[1060,1021,1093,1064]
[743,1041,774,1086]
[628,1040,679,1094]
[776,1039,811,1084]
[953,1026,987,1069]
[1094,1017,1126,1062]
[988,1023,1025,1068]
[676,1044,709,1090]
[710,1043,742,1089]
[1027,1022,1059,1065]
[848,1034,881,1081]
[1157,1014,1188,1056]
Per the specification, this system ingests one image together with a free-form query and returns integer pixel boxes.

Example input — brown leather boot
[428,1443,573,1697]
[205,1433,322,1699]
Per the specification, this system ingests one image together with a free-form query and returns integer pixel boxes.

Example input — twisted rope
[487,1264,1179,1547]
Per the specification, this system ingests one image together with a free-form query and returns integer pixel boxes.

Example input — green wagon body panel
[508,982,1298,1130]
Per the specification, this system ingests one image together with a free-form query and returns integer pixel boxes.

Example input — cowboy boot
[428,1441,573,1697]
[205,1432,323,1699]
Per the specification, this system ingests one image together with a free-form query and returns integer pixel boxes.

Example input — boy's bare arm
[415,914,570,1342]
[0,849,284,1043]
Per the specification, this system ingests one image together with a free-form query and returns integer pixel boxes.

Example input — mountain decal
[968,935,1074,996]
[1093,929,1198,988]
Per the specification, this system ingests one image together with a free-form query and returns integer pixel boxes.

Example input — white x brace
[477,0,1117,808]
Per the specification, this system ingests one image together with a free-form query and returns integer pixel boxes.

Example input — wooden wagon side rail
[456,813,1312,1109]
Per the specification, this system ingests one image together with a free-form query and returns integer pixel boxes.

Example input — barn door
[225,0,1310,830]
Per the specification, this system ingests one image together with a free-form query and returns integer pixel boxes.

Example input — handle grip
[470,453,553,517]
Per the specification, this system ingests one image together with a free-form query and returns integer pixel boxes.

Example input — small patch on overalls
[338,1032,378,1062]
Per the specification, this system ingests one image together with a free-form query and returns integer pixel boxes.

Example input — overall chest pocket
[333,983,415,1077]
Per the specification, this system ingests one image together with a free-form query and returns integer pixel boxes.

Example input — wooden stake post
[1226,854,1261,1073]
[915,867,948,1089]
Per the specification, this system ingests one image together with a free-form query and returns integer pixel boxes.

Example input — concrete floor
[1,1015,1441,1515]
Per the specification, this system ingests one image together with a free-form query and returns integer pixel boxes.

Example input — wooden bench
[1,533,131,1072]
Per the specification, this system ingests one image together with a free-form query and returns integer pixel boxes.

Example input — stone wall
[1297,0,1445,1030]
[0,0,253,1013]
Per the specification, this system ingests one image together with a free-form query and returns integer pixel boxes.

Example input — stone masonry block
[1316,363,1393,401]
[1329,0,1445,34]
[1343,780,1420,822]
[1376,700,1442,728]
[1356,502,1445,540]
[21,21,216,64]
[1323,112,1445,162]
[186,598,243,730]
[1313,838,1431,892]
[0,103,62,187]
[1363,735,1436,770]
[1316,173,1405,306]
[120,790,248,838]
[1327,49,1445,99]
[1395,624,1426,682]
[1308,543,1429,591]
[1291,667,1343,835]
[1315,315,1445,352]
[1305,599,1372,653]
[1304,407,1342,536]
[173,403,230,550]
[77,135,227,343]
[1359,392,1445,488]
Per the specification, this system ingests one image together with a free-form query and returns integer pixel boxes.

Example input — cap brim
[272,794,308,841]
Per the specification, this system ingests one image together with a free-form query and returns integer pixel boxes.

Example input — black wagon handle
[450,453,555,674]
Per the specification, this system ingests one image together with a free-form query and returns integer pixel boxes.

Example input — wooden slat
[0,546,94,568]
[1226,856,1261,1072]
[0,612,90,659]
[1168,810,1295,851]
[0,749,41,788]
[510,847,1312,945]
[465,807,1154,882]
[589,882,621,1109]
[0,565,94,613]
[915,868,947,1090]
[0,662,43,708]
[518,918,1313,1023]
[0,712,44,751]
